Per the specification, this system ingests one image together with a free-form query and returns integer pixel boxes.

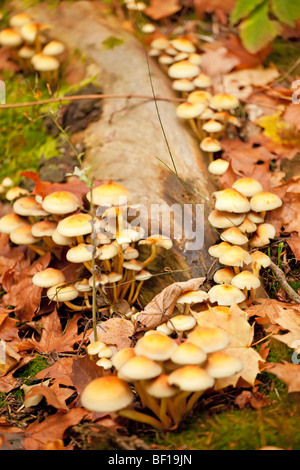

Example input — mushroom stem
[183,303,190,315]
[64,301,86,311]
[143,244,157,268]
[185,391,204,413]
[127,277,136,304]
[130,280,145,304]
[83,261,93,273]
[103,259,111,273]
[189,118,203,140]
[28,244,46,256]
[233,266,240,275]
[118,409,166,430]
[120,271,134,299]
[172,391,191,424]
[159,397,172,429]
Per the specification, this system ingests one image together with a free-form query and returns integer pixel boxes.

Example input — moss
[266,38,300,77]
[14,355,49,385]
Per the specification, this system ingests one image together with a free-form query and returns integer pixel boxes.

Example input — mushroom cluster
[81,328,242,430]
[0,180,173,310]
[207,179,282,305]
[0,11,66,86]
[148,34,240,160]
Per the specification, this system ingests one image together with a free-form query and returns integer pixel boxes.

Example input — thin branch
[269,260,300,304]
[0,93,184,110]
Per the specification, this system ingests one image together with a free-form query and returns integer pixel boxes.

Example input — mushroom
[193,73,212,89]
[218,245,252,274]
[208,284,246,306]
[86,181,131,208]
[250,191,282,217]
[168,60,200,80]
[231,270,261,301]
[13,196,48,219]
[47,282,82,311]
[210,93,240,111]
[213,267,235,285]
[213,188,251,214]
[187,326,230,353]
[206,352,242,378]
[56,213,93,243]
[41,191,80,216]
[220,226,248,246]
[208,159,229,177]
[66,243,94,272]
[200,137,222,161]
[5,186,30,201]
[32,268,66,288]
[170,342,207,365]
[170,37,196,54]
[10,225,43,255]
[134,331,178,362]
[250,251,271,277]
[138,234,173,268]
[208,210,246,229]
[176,289,209,315]
[145,374,177,428]
[0,213,27,234]
[232,178,263,197]
[250,223,276,247]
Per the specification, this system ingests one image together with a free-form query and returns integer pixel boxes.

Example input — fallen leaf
[70,355,104,395]
[235,389,270,409]
[287,232,300,261]
[35,357,74,387]
[136,277,205,330]
[144,0,182,20]
[24,384,71,411]
[200,46,239,79]
[95,317,135,350]
[266,177,300,236]
[192,303,263,388]
[193,0,235,18]
[264,362,300,393]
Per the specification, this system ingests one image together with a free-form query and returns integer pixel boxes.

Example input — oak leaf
[264,362,300,393]
[95,317,135,350]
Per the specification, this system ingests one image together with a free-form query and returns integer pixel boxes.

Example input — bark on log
[27,1,219,303]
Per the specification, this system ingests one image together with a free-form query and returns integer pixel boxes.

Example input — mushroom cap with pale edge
[187,326,230,353]
[168,60,200,79]
[208,241,232,259]
[200,107,215,120]
[141,23,156,34]
[123,246,139,260]
[213,267,235,285]
[9,13,32,28]
[5,186,30,201]
[2,177,13,188]
[18,45,35,59]
[119,355,162,381]
[167,314,196,332]
[41,191,80,215]
[98,346,113,359]
[218,245,252,267]
[213,188,251,213]
[187,90,212,105]
[146,374,178,398]
[188,53,202,66]
[86,182,131,206]
[139,234,173,249]
[96,358,113,370]
[97,243,118,260]
[206,352,242,379]
[193,73,212,88]
[52,228,75,246]
[10,225,40,245]
[171,37,196,53]
[247,211,265,224]
[13,196,48,217]
[232,178,263,197]
[116,228,141,244]
[75,278,92,292]
[57,213,93,237]
[220,227,248,245]
[202,119,224,133]
[21,22,50,42]
[176,102,205,119]
[238,218,257,234]
[32,54,59,72]
[200,137,221,153]
[156,323,173,335]
[177,290,209,304]
[231,270,261,290]
[135,269,152,281]
[168,365,214,392]
[0,28,23,47]
[208,284,246,306]
[42,40,65,56]
[0,213,27,234]
[150,37,169,50]
[111,348,136,370]
[210,93,240,110]
[122,259,143,271]
[256,223,276,240]
[107,272,123,283]
[208,159,229,176]
[32,268,66,288]
[173,52,188,62]
[172,79,195,92]
[158,54,174,65]
[87,341,106,355]
[80,376,133,413]
[208,210,246,229]
[250,191,282,212]
[134,332,177,361]
[251,251,271,269]
[31,220,57,238]
[47,282,78,302]
[67,243,93,263]
[170,342,207,365]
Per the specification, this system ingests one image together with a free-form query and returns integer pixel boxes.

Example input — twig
[269,260,300,304]
[0,93,184,110]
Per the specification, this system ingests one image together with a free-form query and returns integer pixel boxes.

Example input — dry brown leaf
[193,0,235,17]
[287,233,300,261]
[246,298,300,350]
[192,303,263,388]
[22,408,88,450]
[136,277,205,330]
[28,309,86,354]
[264,362,300,393]
[235,389,270,409]
[35,357,74,387]
[70,355,104,396]
[144,0,182,20]
[95,317,135,350]
[201,46,239,79]
[24,384,70,411]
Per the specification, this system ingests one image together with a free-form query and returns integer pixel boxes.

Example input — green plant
[231,0,300,53]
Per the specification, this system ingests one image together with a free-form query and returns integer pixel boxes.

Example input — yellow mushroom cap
[250,191,282,212]
[176,101,205,119]
[98,243,119,260]
[202,119,224,134]
[220,226,248,245]
[111,348,136,370]
[134,332,177,361]
[5,186,30,201]
[18,45,35,59]
[238,218,257,234]
[188,53,203,66]
[247,211,265,224]
[206,352,242,378]
[0,213,27,234]
[210,93,240,110]
[119,355,162,381]
[232,178,263,197]
[250,251,271,269]
[213,188,251,213]
[150,37,169,50]
[31,220,57,238]
[10,225,40,245]
[218,245,252,267]
[168,365,214,392]
[42,40,65,56]
[168,60,200,79]
[32,268,66,288]
[47,282,78,303]
[87,341,106,355]
[172,79,195,92]
[208,241,232,259]
[200,137,222,153]
[0,28,23,47]
[41,191,80,215]
[187,326,230,353]
[32,53,59,72]
[170,341,207,365]
[146,374,178,398]
[52,229,75,246]
[208,284,246,306]
[57,213,93,237]
[193,73,212,88]
[167,314,197,332]
[86,182,131,206]
[208,210,246,229]
[80,376,133,413]
[171,37,196,53]
[231,270,261,290]
[67,243,93,263]
[13,196,48,217]
[9,13,33,28]
[213,267,235,285]
[177,290,209,304]
[75,278,92,292]
[187,90,212,104]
